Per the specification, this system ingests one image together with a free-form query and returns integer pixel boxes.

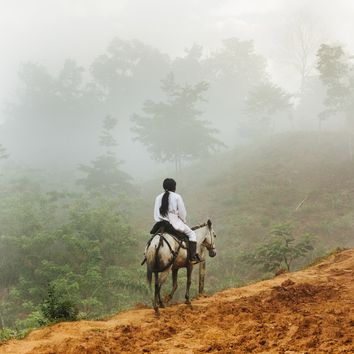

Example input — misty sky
[1,0,354,123]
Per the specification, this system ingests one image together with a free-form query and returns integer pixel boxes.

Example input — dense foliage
[0,175,147,336]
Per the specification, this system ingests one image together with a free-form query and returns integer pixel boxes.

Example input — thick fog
[1,0,354,180]
[2,1,354,336]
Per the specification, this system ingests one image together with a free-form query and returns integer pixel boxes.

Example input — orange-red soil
[1,249,353,353]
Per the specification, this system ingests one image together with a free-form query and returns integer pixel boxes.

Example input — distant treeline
[1,37,353,178]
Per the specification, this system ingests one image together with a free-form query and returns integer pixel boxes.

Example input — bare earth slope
[1,249,354,354]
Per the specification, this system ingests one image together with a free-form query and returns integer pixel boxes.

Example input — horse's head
[203,219,216,258]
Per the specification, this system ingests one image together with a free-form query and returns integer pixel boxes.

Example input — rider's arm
[177,195,187,223]
[154,196,161,221]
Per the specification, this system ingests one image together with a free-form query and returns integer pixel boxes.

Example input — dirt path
[1,249,354,353]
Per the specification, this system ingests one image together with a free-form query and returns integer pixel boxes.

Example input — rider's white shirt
[154,191,187,224]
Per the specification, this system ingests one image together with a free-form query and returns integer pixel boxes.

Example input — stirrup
[190,254,202,264]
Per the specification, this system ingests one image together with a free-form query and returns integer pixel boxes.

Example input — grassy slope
[137,132,354,292]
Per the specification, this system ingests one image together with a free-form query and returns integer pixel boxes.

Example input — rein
[191,222,208,231]
[192,223,215,251]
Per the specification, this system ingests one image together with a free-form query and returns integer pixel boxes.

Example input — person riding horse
[153,178,201,264]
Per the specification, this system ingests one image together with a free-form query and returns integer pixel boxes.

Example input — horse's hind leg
[153,271,159,314]
[157,267,171,308]
[165,268,178,303]
[185,264,193,305]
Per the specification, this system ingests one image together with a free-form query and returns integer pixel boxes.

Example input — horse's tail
[146,236,159,288]
[147,267,153,289]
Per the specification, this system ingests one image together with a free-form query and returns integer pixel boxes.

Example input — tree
[131,73,222,171]
[77,115,131,195]
[203,38,267,144]
[171,43,204,85]
[317,44,354,156]
[242,81,292,137]
[2,60,101,169]
[40,283,78,323]
[0,145,9,160]
[251,224,314,272]
[90,38,170,120]
[317,44,353,110]
[276,13,326,95]
[205,38,266,88]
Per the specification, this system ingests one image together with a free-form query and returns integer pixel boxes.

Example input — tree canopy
[131,73,222,170]
[317,44,354,120]
[242,81,292,137]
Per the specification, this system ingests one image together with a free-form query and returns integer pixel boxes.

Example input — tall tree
[317,44,354,156]
[90,38,170,121]
[242,81,292,137]
[203,38,267,145]
[131,74,221,171]
[171,44,204,85]
[2,60,101,169]
[77,115,131,195]
[276,13,326,95]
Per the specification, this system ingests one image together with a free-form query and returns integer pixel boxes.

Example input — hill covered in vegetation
[139,131,354,290]
[1,132,354,339]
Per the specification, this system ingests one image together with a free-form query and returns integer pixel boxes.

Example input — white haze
[1,0,354,180]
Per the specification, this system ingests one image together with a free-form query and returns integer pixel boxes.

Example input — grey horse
[145,219,216,313]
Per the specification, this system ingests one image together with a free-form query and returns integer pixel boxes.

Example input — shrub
[40,284,78,322]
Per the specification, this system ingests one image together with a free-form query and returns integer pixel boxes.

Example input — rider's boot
[189,241,201,264]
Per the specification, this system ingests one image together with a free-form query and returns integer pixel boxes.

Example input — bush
[0,327,29,342]
[40,284,78,322]
[250,223,314,272]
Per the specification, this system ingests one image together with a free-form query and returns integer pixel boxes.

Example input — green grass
[140,132,354,293]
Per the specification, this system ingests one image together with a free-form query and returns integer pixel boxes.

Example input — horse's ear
[207,219,212,228]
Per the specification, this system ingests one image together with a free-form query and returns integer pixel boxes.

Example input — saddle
[150,220,189,242]
[140,221,190,266]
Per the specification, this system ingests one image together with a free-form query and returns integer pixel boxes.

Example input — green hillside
[1,131,354,340]
[139,132,354,290]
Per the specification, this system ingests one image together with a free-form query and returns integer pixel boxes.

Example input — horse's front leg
[185,264,193,305]
[165,268,178,303]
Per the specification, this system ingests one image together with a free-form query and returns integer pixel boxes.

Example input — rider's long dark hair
[160,178,176,217]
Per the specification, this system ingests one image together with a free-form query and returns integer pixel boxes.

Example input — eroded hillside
[1,248,353,354]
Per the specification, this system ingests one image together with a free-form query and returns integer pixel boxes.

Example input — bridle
[193,222,216,252]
